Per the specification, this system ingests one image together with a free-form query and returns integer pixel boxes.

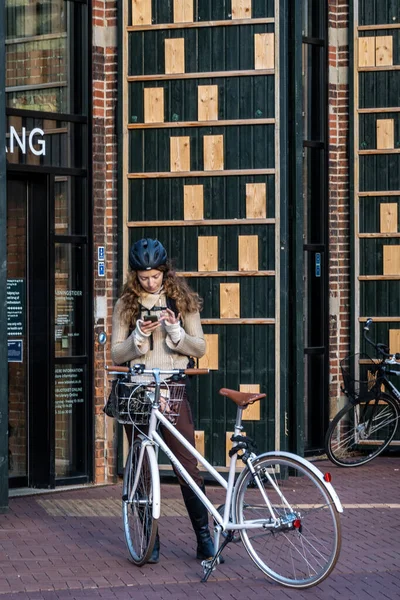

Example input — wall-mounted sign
[98,246,105,261]
[8,340,23,363]
[5,126,46,156]
[98,262,105,276]
[7,278,25,336]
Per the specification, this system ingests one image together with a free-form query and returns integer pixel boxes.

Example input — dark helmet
[129,238,168,271]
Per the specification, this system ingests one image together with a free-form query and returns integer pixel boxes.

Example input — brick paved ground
[1,456,400,599]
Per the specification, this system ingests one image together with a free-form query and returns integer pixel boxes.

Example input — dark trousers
[125,394,203,488]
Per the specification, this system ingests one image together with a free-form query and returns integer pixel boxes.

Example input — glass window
[55,177,87,236]
[302,43,324,142]
[302,0,324,39]
[55,243,86,357]
[6,114,87,169]
[5,0,85,114]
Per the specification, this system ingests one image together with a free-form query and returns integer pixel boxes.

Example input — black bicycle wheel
[122,440,158,565]
[325,393,399,467]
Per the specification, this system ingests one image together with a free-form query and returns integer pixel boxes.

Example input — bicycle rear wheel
[234,455,341,589]
[325,393,399,467]
[122,440,158,565]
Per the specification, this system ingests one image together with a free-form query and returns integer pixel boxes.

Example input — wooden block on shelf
[170,136,190,172]
[358,37,375,67]
[246,183,267,218]
[203,135,224,171]
[376,36,393,67]
[254,33,275,70]
[380,203,398,233]
[165,38,185,74]
[383,245,400,275]
[231,0,252,19]
[220,283,240,318]
[132,0,152,26]
[144,88,164,123]
[198,334,219,370]
[240,384,261,420]
[376,119,394,150]
[238,235,259,271]
[194,430,205,463]
[198,85,219,121]
[389,329,400,354]
[173,0,193,23]
[184,185,204,220]
[198,236,218,271]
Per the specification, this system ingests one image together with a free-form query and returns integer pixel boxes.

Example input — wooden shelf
[127,218,275,227]
[128,169,275,179]
[179,271,275,277]
[127,69,274,82]
[358,275,400,280]
[201,318,275,325]
[127,17,275,32]
[128,118,275,129]
[359,316,400,322]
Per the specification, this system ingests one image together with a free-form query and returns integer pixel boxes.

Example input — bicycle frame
[126,372,343,541]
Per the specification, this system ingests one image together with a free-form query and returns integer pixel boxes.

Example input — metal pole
[0,0,9,512]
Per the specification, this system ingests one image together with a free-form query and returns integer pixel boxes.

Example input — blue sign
[315,253,321,278]
[98,246,105,261]
[8,340,23,363]
[98,262,105,277]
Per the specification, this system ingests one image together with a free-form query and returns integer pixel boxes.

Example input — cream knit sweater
[111,289,206,370]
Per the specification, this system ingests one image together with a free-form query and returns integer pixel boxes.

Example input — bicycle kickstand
[200,533,232,583]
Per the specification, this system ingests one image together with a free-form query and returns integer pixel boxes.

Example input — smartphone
[143,314,158,322]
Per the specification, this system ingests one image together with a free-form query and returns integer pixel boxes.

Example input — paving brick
[2,457,400,599]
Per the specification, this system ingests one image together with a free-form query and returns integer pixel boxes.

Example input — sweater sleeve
[111,299,150,365]
[165,310,206,358]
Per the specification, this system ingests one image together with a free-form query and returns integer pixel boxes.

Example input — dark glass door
[7,174,53,488]
[7,174,91,489]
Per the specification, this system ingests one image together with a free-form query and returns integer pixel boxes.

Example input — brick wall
[328,0,351,418]
[92,0,119,483]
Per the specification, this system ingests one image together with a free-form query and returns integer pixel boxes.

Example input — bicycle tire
[325,393,399,467]
[122,440,158,565]
[234,454,341,589]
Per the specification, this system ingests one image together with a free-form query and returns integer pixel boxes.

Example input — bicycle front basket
[340,352,380,401]
[112,379,153,425]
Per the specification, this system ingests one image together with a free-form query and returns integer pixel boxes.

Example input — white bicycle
[106,363,343,589]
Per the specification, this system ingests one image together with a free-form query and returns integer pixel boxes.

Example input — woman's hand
[138,318,162,336]
[162,308,181,325]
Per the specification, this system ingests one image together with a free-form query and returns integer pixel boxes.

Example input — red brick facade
[328,0,351,418]
[92,0,119,484]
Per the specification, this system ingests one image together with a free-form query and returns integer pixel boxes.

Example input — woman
[111,238,217,565]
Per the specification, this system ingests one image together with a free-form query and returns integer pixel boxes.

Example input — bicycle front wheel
[122,439,158,565]
[235,455,341,589]
[325,393,399,467]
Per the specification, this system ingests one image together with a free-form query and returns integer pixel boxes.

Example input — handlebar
[105,364,210,377]
[363,318,400,361]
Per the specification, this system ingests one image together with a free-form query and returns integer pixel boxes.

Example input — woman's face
[137,269,163,293]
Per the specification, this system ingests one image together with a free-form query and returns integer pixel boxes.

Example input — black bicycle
[325,318,400,467]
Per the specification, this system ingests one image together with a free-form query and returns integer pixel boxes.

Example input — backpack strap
[166,296,179,318]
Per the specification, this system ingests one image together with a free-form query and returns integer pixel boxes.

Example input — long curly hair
[119,261,203,328]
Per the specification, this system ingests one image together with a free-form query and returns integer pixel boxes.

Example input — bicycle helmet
[129,238,168,271]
